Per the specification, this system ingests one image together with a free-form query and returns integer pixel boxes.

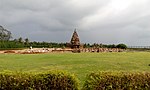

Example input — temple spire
[70,29,80,48]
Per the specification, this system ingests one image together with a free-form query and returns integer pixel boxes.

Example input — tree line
[83,43,127,49]
[0,38,127,50]
[0,38,67,50]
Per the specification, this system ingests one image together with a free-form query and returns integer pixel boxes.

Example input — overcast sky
[0,0,150,46]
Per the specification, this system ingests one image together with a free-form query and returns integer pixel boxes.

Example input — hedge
[83,72,150,90]
[1,71,150,90]
[0,71,79,90]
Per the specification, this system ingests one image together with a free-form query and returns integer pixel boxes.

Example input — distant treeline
[0,37,127,50]
[83,43,127,49]
[0,38,67,50]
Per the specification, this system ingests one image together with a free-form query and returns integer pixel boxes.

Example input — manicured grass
[0,52,150,85]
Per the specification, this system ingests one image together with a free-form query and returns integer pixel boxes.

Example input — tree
[18,37,23,43]
[83,43,91,48]
[24,38,29,45]
[0,26,12,41]
[116,44,127,49]
[13,39,18,43]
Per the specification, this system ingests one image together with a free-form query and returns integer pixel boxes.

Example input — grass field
[0,52,150,85]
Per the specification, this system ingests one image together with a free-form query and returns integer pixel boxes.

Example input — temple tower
[70,29,80,49]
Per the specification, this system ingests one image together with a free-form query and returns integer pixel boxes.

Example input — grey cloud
[0,0,150,45]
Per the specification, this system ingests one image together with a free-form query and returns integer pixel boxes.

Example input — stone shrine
[70,29,81,52]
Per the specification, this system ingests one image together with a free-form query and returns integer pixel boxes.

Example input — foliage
[0,41,24,50]
[0,71,79,90]
[18,37,23,43]
[116,44,127,49]
[0,40,67,49]
[0,26,12,41]
[83,43,127,49]
[83,72,150,90]
[24,38,29,46]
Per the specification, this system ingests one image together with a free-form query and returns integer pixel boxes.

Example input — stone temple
[70,29,80,48]
[70,29,81,52]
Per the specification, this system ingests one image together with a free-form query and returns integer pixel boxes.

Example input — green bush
[0,71,79,90]
[116,44,127,49]
[83,72,150,90]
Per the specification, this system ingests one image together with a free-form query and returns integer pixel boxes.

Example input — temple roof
[70,29,80,46]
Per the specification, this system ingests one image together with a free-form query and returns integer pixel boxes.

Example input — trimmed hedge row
[83,72,150,90]
[1,71,150,90]
[0,71,79,90]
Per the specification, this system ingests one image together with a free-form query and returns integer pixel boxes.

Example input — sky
[0,0,150,46]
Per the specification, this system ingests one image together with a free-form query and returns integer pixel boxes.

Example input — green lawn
[0,52,150,85]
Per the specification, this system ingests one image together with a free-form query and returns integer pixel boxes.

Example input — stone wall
[7,48,125,54]
[80,48,125,53]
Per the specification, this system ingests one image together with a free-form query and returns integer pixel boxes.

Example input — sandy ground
[0,48,50,54]
[0,48,73,54]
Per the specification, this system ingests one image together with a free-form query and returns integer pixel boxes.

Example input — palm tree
[24,38,29,45]
[0,26,12,41]
[18,37,23,43]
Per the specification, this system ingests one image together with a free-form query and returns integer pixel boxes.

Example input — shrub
[83,72,150,90]
[0,71,79,90]
[116,44,127,49]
